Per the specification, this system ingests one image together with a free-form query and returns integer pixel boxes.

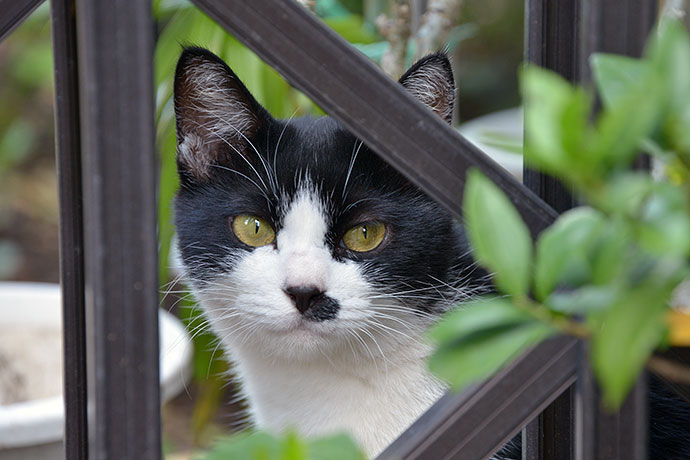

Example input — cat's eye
[342,222,386,253]
[232,214,275,247]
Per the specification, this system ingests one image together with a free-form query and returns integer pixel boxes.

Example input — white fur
[193,188,446,457]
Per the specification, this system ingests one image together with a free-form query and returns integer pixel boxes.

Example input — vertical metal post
[74,1,161,458]
[576,347,648,460]
[523,2,581,459]
[523,0,580,213]
[526,1,657,459]
[51,0,88,458]
[576,3,656,460]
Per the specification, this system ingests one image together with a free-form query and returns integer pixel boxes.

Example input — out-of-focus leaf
[534,208,605,301]
[429,298,554,390]
[591,54,650,109]
[591,272,684,408]
[649,20,690,158]
[308,434,366,460]
[324,15,378,44]
[0,120,36,173]
[592,68,662,169]
[521,65,592,181]
[200,431,364,460]
[636,182,690,257]
[598,173,654,216]
[546,285,621,315]
[463,169,532,297]
[590,219,632,285]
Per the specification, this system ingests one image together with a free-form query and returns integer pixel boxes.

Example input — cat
[172,47,487,456]
[172,48,690,459]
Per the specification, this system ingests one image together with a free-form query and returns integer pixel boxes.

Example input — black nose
[284,285,324,314]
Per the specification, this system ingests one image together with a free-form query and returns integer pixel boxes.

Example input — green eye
[342,222,386,252]
[232,214,275,247]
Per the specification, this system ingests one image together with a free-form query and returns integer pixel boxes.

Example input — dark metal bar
[523,389,575,460]
[579,0,657,84]
[74,0,160,458]
[573,3,657,459]
[50,0,87,458]
[0,0,44,42]
[523,1,581,457]
[575,347,648,460]
[523,2,582,457]
[192,0,558,236]
[523,0,580,213]
[378,336,578,460]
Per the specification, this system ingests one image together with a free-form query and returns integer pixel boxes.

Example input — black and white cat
[172,48,690,459]
[173,48,485,456]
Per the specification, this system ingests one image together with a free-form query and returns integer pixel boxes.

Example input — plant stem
[378,0,412,78]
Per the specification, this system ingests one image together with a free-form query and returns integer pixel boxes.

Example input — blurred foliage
[199,431,365,460]
[432,20,690,409]
[0,3,59,283]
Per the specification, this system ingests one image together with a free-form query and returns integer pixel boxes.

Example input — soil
[0,326,62,405]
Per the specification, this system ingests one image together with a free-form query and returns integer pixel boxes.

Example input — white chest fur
[228,337,445,457]
[192,188,448,457]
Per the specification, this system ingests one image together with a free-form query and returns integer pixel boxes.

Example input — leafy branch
[429,20,690,408]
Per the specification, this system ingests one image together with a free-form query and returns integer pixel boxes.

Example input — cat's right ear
[174,47,266,183]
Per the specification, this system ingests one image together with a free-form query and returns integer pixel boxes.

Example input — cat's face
[173,48,482,360]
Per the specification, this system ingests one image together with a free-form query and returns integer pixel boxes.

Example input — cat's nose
[284,285,324,314]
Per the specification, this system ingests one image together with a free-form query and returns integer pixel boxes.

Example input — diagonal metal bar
[50,0,87,458]
[74,0,161,458]
[191,0,558,236]
[378,336,578,460]
[0,0,44,42]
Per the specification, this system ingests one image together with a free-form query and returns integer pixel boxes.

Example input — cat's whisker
[341,139,364,201]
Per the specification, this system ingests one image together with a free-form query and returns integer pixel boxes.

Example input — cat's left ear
[399,53,455,124]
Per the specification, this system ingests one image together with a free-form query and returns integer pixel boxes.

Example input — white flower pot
[0,282,192,460]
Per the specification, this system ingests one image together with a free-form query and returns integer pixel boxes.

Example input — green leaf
[200,431,365,460]
[546,285,621,315]
[202,432,282,460]
[463,169,533,297]
[597,173,654,215]
[521,65,592,181]
[534,208,605,301]
[636,182,690,257]
[591,54,650,109]
[308,434,367,460]
[429,298,554,389]
[648,20,690,157]
[591,275,681,408]
[592,68,662,169]
[590,219,633,285]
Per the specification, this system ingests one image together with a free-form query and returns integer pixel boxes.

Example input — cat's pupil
[254,219,260,234]
[362,226,368,239]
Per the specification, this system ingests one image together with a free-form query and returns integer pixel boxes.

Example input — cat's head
[173,48,485,360]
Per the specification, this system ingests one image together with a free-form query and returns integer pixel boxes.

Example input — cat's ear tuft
[174,47,266,181]
[399,52,455,124]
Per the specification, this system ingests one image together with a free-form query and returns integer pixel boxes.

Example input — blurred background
[0,0,523,458]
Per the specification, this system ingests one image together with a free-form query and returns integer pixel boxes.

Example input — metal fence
[0,0,658,459]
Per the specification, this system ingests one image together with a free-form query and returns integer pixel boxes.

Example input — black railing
[1,0,658,459]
